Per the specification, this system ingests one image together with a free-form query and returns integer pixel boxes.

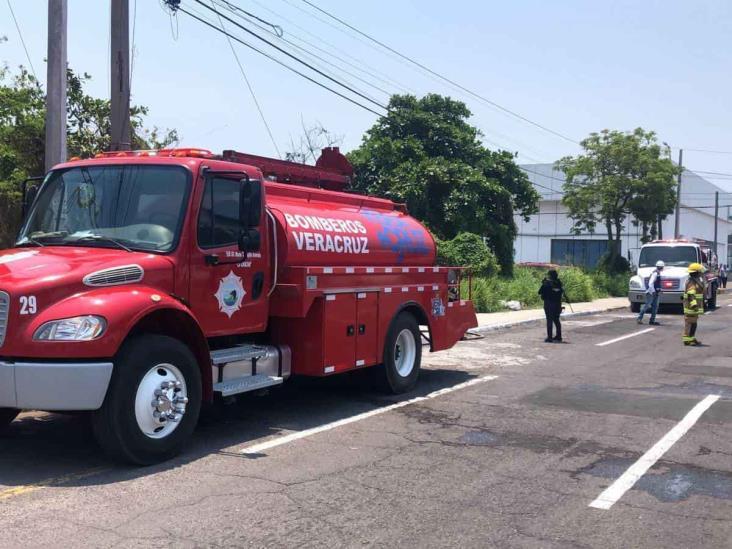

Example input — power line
[674,147,732,155]
[213,4,282,158]
[298,0,579,145]
[214,0,391,99]
[192,0,388,112]
[6,0,37,80]
[170,3,385,116]
[246,0,415,94]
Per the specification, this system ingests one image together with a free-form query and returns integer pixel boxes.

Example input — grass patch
[463,266,629,313]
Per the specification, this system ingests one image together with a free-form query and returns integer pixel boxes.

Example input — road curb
[471,303,630,335]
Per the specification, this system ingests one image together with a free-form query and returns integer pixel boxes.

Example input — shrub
[592,271,629,297]
[597,252,631,275]
[560,266,596,303]
[437,232,499,277]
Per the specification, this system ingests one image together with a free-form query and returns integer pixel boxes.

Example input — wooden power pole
[45,0,67,171]
[110,0,131,151]
[714,190,719,263]
[674,148,683,238]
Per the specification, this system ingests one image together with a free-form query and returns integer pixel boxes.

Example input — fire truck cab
[0,147,477,464]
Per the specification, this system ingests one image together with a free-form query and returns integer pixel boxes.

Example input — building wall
[515,164,730,268]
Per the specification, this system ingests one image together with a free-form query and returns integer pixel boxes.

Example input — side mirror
[239,179,262,228]
[238,228,261,253]
[21,177,43,219]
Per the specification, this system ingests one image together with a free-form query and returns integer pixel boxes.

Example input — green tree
[0,65,178,247]
[348,94,539,274]
[556,128,678,269]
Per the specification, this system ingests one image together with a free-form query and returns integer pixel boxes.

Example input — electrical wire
[6,0,37,80]
[213,3,282,158]
[213,0,392,98]
[130,0,137,90]
[246,0,415,94]
[172,3,385,116]
[193,0,388,112]
[298,0,579,145]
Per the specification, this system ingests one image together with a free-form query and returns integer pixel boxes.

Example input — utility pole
[45,0,67,171]
[110,0,131,151]
[714,190,719,263]
[674,148,683,238]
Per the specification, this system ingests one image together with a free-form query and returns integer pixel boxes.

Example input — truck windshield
[639,246,697,267]
[17,165,190,253]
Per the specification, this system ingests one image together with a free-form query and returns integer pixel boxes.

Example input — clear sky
[2,0,732,196]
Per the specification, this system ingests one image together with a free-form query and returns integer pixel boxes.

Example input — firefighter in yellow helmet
[682,263,705,346]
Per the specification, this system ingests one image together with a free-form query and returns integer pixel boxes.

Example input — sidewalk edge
[470,302,629,335]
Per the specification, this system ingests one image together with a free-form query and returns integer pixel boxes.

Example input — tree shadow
[0,367,477,490]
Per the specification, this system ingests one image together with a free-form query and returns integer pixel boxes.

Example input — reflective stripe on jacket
[683,279,705,317]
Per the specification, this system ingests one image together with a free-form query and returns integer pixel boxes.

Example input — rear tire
[92,335,202,465]
[382,312,422,394]
[630,302,641,313]
[0,408,19,433]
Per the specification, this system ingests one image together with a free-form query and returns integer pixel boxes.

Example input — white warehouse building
[514,164,730,269]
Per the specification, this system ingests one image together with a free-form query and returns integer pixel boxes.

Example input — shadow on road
[0,367,476,491]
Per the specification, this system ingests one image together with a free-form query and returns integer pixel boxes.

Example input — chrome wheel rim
[394,329,416,378]
[134,363,188,439]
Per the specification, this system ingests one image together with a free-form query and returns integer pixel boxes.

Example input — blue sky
[2,0,732,194]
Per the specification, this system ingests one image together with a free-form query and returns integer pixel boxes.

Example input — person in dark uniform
[539,269,563,343]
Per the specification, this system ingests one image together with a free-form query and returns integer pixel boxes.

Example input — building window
[550,239,619,269]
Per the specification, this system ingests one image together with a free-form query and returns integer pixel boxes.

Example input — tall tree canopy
[348,94,539,274]
[0,66,178,247]
[556,128,678,264]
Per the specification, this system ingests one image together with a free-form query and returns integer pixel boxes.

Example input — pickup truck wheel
[383,312,421,394]
[0,408,19,432]
[92,335,201,465]
[630,302,641,313]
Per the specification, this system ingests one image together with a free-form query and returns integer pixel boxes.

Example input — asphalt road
[2,297,732,548]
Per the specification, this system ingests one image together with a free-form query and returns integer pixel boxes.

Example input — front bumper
[628,291,683,305]
[0,360,112,411]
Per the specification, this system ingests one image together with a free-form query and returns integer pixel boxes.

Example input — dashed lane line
[589,394,720,510]
[240,375,499,455]
[596,328,655,347]
[0,467,109,502]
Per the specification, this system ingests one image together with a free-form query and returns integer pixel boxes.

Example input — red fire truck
[0,147,477,464]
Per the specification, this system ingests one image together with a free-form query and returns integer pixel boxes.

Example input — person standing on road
[637,260,664,325]
[539,269,563,343]
[682,263,706,346]
[720,264,727,289]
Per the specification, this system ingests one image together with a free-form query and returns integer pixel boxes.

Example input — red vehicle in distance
[0,147,476,464]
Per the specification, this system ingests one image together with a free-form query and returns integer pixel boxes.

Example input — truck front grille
[0,291,8,348]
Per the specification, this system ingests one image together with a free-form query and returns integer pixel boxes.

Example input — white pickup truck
[629,240,719,312]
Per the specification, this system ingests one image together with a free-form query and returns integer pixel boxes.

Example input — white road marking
[589,394,720,510]
[596,328,654,347]
[240,375,499,455]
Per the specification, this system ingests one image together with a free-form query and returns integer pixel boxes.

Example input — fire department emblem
[214,271,246,318]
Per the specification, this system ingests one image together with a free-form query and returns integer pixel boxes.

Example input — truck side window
[198,177,241,248]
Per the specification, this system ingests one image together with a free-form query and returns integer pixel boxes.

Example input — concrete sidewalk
[473,297,629,333]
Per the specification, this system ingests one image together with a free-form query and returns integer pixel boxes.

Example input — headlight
[629,278,643,289]
[34,315,106,341]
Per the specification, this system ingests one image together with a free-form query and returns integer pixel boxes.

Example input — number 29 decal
[19,295,37,315]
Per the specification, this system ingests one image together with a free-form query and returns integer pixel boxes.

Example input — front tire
[92,335,202,465]
[382,312,422,394]
[630,302,641,313]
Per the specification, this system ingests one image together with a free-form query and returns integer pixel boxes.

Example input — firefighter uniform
[682,263,705,346]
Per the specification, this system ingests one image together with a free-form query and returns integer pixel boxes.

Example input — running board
[213,374,284,397]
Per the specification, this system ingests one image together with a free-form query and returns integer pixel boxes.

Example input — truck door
[189,173,270,336]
